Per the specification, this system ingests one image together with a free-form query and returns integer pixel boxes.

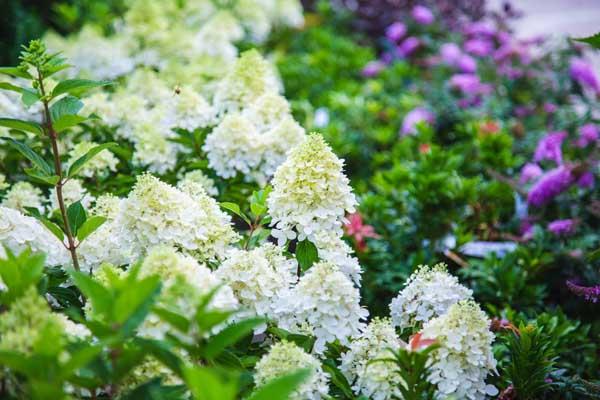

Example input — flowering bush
[0,0,599,399]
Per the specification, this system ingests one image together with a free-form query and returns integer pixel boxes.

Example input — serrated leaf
[67,201,87,235]
[0,118,43,135]
[1,136,52,174]
[203,318,264,359]
[573,32,600,49]
[0,66,32,79]
[296,240,318,271]
[67,142,117,177]
[52,79,112,98]
[76,216,106,242]
[49,96,83,122]
[247,369,310,400]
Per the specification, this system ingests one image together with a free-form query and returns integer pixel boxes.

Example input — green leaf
[153,306,191,333]
[67,201,87,235]
[52,79,112,98]
[70,271,112,317]
[67,142,117,178]
[322,360,354,398]
[49,96,83,122]
[573,32,600,49]
[0,118,43,135]
[24,168,60,186]
[182,366,238,400]
[203,318,264,359]
[0,81,26,94]
[76,216,106,242]
[247,369,311,400]
[296,240,318,271]
[115,275,161,335]
[22,89,40,107]
[219,202,252,226]
[41,219,65,242]
[0,66,32,79]
[1,136,52,174]
[54,114,88,133]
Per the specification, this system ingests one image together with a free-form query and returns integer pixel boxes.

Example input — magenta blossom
[464,21,496,38]
[519,163,543,184]
[344,213,380,252]
[570,57,600,93]
[527,165,574,207]
[411,5,434,25]
[397,37,420,58]
[577,171,595,189]
[464,38,494,57]
[457,54,477,73]
[547,219,576,236]
[566,281,600,303]
[401,107,435,135]
[520,219,535,241]
[440,43,462,64]
[534,131,567,165]
[386,22,407,42]
[576,123,599,148]
[543,103,557,114]
[449,73,491,95]
[362,60,385,77]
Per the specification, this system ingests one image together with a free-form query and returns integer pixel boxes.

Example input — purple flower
[527,165,574,207]
[570,57,600,93]
[534,131,567,165]
[397,37,420,58]
[440,43,462,64]
[566,280,600,303]
[576,123,599,148]
[577,171,595,189]
[464,38,494,57]
[543,103,557,114]
[449,73,491,95]
[519,163,543,184]
[457,54,477,73]
[547,219,576,236]
[520,219,535,241]
[362,60,385,77]
[411,5,434,25]
[464,21,496,37]
[386,22,407,42]
[401,107,435,135]
[514,105,533,117]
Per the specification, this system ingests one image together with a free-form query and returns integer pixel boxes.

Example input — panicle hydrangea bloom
[421,300,498,400]
[390,263,472,331]
[340,318,404,400]
[169,87,216,131]
[67,141,119,177]
[177,170,219,197]
[215,244,297,325]
[56,314,92,341]
[91,194,122,219]
[49,179,95,211]
[268,134,357,245]
[274,261,368,353]
[130,119,180,174]
[254,341,330,400]
[533,131,567,165]
[527,165,574,207]
[1,181,44,213]
[0,207,70,266]
[193,10,244,60]
[0,173,8,191]
[118,174,238,261]
[312,230,362,286]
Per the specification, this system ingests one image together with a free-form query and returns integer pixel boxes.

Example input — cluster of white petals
[268,134,357,245]
[254,341,329,400]
[216,244,297,324]
[340,318,404,400]
[1,181,44,213]
[313,230,362,286]
[274,261,367,353]
[177,170,219,197]
[48,179,95,212]
[421,300,498,400]
[0,207,69,266]
[0,174,8,191]
[390,263,472,331]
[67,141,119,178]
[118,173,238,261]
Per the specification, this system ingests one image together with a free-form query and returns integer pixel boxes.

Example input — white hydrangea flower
[216,244,297,326]
[167,87,216,131]
[1,181,44,214]
[177,170,219,197]
[131,124,180,174]
[118,174,239,261]
[274,261,368,353]
[242,92,292,130]
[268,134,357,245]
[254,341,330,400]
[390,263,472,331]
[272,0,305,27]
[234,0,272,43]
[56,314,92,340]
[421,300,498,400]
[67,141,119,178]
[0,174,8,191]
[193,10,244,60]
[49,179,95,211]
[81,92,120,126]
[90,194,122,219]
[340,318,404,400]
[313,230,362,286]
[0,206,70,266]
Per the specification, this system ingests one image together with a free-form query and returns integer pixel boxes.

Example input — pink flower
[401,107,435,136]
[397,37,420,58]
[362,60,385,78]
[527,165,574,207]
[440,43,462,65]
[547,219,576,236]
[533,131,567,165]
[386,22,407,42]
[519,163,543,184]
[408,332,436,351]
[570,58,600,93]
[464,38,494,57]
[457,54,477,73]
[344,213,380,252]
[463,22,496,38]
[576,123,599,148]
[449,73,491,95]
[411,5,434,25]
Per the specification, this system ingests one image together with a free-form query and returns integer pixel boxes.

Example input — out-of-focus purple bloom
[496,31,512,45]
[519,163,543,184]
[449,73,491,95]
[547,219,576,236]
[397,37,420,58]
[464,21,496,37]
[544,103,557,114]
[527,165,574,207]
[401,107,435,136]
[566,280,600,303]
[570,57,600,93]
[534,131,567,165]
[464,38,494,57]
[514,105,533,117]
[411,5,434,25]
[362,60,385,77]
[386,22,407,42]
[458,54,477,73]
[520,219,535,241]
[440,43,462,64]
[577,171,595,188]
[498,65,524,79]
[576,123,599,148]
[494,42,532,65]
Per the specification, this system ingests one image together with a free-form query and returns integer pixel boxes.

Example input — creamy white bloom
[177,170,219,197]
[254,341,330,400]
[118,174,238,261]
[67,141,119,178]
[216,244,297,325]
[274,261,368,353]
[56,314,92,340]
[1,181,44,214]
[313,230,362,286]
[49,179,95,211]
[168,87,216,131]
[193,10,244,60]
[390,263,472,331]
[268,134,357,245]
[340,318,404,400]
[90,194,122,219]
[0,174,8,191]
[421,300,498,400]
[0,206,70,266]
